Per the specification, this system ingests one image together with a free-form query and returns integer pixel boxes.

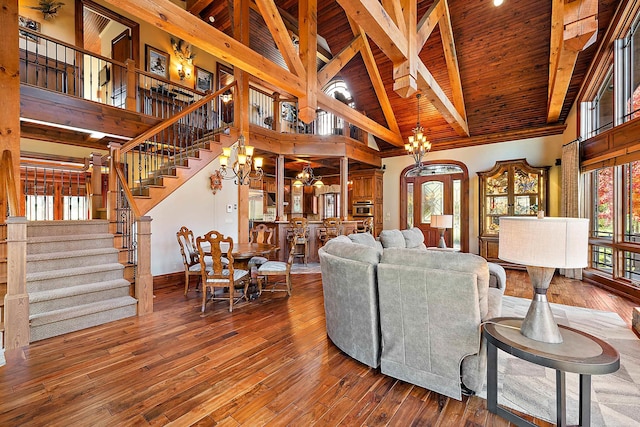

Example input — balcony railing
[18,27,369,146]
[18,27,207,120]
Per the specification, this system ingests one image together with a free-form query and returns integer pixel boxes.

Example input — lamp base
[437,230,447,248]
[521,266,563,343]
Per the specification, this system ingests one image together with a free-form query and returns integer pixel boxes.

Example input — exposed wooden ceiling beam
[317,35,364,88]
[298,0,318,123]
[416,61,469,137]
[382,0,406,36]
[392,0,418,97]
[255,3,334,63]
[349,19,401,135]
[380,124,568,157]
[100,0,306,98]
[417,0,444,50]
[439,0,467,124]
[548,0,598,123]
[317,92,404,147]
[336,0,408,63]
[254,0,305,77]
[186,0,211,16]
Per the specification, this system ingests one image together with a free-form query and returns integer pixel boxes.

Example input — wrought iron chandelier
[405,93,432,168]
[218,135,263,185]
[293,163,323,188]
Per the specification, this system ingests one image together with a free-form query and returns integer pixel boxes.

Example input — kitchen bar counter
[254,220,361,263]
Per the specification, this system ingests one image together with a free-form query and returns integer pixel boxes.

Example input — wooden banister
[120,82,237,154]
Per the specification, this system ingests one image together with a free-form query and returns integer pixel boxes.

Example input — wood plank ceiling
[193,0,620,155]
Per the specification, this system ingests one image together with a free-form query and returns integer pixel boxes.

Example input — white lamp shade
[499,217,589,268]
[430,214,453,229]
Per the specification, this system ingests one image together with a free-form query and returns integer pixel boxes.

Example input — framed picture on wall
[18,16,41,44]
[145,44,169,79]
[195,67,213,92]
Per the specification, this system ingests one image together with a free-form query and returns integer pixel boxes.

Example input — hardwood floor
[0,270,637,426]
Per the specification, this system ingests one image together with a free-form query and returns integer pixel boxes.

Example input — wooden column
[0,0,22,209]
[235,0,250,243]
[125,59,137,111]
[4,217,30,356]
[107,143,121,233]
[90,152,103,219]
[135,216,153,315]
[276,154,285,221]
[272,93,281,132]
[340,157,349,220]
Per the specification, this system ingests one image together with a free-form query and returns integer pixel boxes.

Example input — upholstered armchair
[377,248,503,400]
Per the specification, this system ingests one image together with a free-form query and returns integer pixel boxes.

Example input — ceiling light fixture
[405,93,431,169]
[217,135,263,185]
[493,0,504,6]
[293,163,323,188]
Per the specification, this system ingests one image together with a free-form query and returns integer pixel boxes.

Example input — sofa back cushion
[348,232,384,254]
[379,228,426,250]
[381,248,490,318]
[322,236,381,265]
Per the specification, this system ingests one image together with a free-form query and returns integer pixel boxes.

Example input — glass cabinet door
[478,159,549,262]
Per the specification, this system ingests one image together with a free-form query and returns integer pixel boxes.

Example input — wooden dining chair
[176,226,202,296]
[256,242,296,296]
[249,223,276,266]
[288,217,309,265]
[196,230,250,313]
[318,217,343,247]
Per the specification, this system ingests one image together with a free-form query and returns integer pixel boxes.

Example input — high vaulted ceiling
[183,0,620,154]
[92,0,620,175]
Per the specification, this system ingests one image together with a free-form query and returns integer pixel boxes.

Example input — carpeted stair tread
[29,279,131,303]
[27,247,118,262]
[27,262,125,282]
[28,233,114,244]
[29,296,137,326]
[27,220,109,237]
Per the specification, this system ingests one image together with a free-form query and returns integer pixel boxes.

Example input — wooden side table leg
[579,374,592,427]
[556,370,566,426]
[487,341,498,413]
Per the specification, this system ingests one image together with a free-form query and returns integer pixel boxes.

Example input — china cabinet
[477,159,550,266]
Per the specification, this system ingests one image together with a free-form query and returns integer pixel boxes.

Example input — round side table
[483,317,620,427]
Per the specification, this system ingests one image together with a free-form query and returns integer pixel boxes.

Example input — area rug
[477,296,640,426]
[290,262,321,274]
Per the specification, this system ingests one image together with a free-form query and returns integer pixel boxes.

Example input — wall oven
[352,201,374,217]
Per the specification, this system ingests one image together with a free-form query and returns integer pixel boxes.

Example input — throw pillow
[379,229,406,248]
[401,227,424,249]
[348,232,377,248]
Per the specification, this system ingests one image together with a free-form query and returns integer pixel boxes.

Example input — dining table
[200,241,277,271]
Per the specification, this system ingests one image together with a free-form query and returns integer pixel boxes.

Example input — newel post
[125,59,137,112]
[107,143,121,233]
[135,216,153,315]
[4,217,30,357]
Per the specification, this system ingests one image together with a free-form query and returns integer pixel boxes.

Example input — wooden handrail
[1,150,19,217]
[18,27,128,68]
[120,81,237,154]
[114,166,142,219]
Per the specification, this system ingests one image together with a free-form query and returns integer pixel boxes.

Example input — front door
[402,162,468,251]
[412,175,457,248]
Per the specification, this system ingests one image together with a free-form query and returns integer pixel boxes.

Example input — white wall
[382,133,566,255]
[148,157,239,276]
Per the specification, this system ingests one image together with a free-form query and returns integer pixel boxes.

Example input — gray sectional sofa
[318,228,505,401]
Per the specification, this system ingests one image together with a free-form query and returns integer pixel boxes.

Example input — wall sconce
[177,63,190,81]
[221,90,233,103]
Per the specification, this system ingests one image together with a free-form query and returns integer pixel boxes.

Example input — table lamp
[430,214,453,248]
[498,215,589,343]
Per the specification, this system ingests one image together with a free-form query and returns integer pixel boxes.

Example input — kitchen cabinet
[349,169,383,236]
